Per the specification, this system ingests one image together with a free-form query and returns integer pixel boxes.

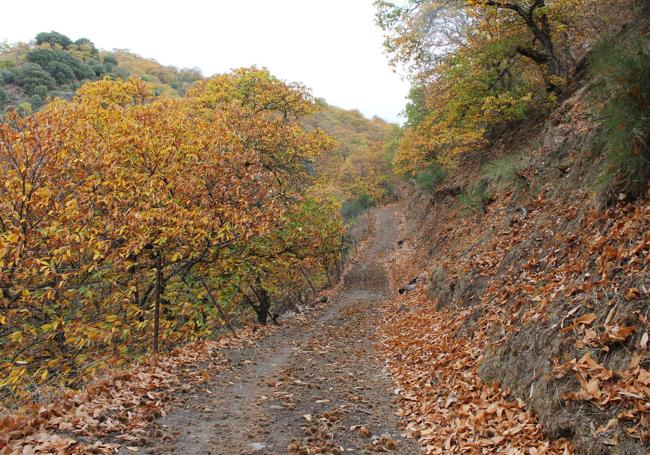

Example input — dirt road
[139,206,417,454]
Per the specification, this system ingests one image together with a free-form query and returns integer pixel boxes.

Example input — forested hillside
[305,104,400,218]
[0,63,396,409]
[0,31,202,114]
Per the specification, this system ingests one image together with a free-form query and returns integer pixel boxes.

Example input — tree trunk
[198,276,237,334]
[487,0,567,91]
[255,287,271,324]
[153,254,162,353]
[324,260,332,287]
[299,267,316,295]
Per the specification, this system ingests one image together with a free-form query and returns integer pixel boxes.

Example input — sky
[1,0,410,123]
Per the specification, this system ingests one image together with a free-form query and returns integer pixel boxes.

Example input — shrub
[458,181,492,213]
[27,48,96,82]
[32,84,48,98]
[26,48,59,67]
[47,60,75,84]
[29,94,43,109]
[341,193,374,220]
[592,28,650,199]
[379,180,399,201]
[0,87,6,105]
[414,164,447,192]
[102,53,118,67]
[15,101,32,116]
[91,62,106,77]
[72,61,95,80]
[0,69,14,84]
[73,37,96,51]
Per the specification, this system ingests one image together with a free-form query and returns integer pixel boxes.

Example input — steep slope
[381,39,649,455]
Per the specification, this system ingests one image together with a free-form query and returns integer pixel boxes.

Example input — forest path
[133,206,418,455]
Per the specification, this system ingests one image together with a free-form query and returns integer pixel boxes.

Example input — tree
[375,0,630,172]
[47,60,75,84]
[15,62,55,95]
[35,31,72,48]
[73,37,95,50]
[0,71,350,403]
[376,0,630,91]
[102,53,118,67]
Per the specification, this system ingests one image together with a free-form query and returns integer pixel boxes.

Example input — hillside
[305,104,400,218]
[0,31,202,114]
[0,35,397,410]
[376,3,650,453]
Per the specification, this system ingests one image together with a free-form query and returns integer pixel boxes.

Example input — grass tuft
[458,181,492,213]
[591,26,650,200]
[483,154,530,189]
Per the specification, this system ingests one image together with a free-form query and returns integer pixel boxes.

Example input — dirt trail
[136,206,418,455]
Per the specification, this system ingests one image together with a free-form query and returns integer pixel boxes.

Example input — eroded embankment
[379,86,649,454]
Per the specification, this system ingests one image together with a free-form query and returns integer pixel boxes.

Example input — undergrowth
[341,192,375,220]
[458,181,491,213]
[483,154,530,189]
[414,164,447,193]
[591,22,650,200]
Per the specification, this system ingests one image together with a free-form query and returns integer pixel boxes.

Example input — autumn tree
[376,0,632,174]
[0,70,347,404]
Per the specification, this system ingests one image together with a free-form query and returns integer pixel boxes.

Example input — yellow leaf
[8,331,24,343]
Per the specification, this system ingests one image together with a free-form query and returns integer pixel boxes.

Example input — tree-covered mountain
[0,31,202,114]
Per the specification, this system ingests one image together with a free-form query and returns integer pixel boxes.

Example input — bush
[29,94,43,109]
[0,69,16,84]
[26,48,61,67]
[72,61,95,80]
[32,84,48,98]
[458,181,491,213]
[379,180,399,201]
[341,193,374,220]
[73,38,96,52]
[27,48,96,82]
[592,28,650,199]
[91,62,106,77]
[0,87,6,105]
[102,53,118,67]
[414,164,447,192]
[15,101,32,116]
[47,60,75,84]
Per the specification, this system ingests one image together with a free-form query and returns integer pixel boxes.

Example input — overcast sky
[1,0,409,122]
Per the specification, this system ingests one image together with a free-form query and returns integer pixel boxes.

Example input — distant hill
[305,104,400,217]
[0,31,202,114]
